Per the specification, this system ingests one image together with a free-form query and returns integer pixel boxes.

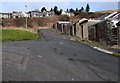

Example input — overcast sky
[1,2,119,13]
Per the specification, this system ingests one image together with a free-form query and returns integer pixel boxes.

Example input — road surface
[2,29,118,81]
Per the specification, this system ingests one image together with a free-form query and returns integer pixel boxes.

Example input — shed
[116,21,120,46]
[53,21,71,34]
[89,19,119,45]
[74,18,89,39]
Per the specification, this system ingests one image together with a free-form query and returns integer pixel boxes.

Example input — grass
[75,40,90,46]
[112,53,120,57]
[1,29,40,42]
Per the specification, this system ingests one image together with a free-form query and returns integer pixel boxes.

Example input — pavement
[2,29,119,81]
[64,34,120,54]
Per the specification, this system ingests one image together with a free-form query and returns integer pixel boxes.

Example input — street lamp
[25,5,27,29]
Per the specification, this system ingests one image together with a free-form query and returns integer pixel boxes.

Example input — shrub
[14,18,26,27]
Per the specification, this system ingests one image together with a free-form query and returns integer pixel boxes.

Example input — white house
[46,11,55,17]
[30,11,55,17]
[0,13,12,19]
[12,11,30,18]
[30,11,43,17]
[61,11,74,17]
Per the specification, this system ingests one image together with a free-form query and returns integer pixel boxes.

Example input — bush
[59,15,70,21]
[78,12,106,18]
[15,18,26,27]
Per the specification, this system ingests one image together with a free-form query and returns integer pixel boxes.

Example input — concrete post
[118,26,120,46]
[61,24,64,33]
[55,23,57,30]
[72,26,74,35]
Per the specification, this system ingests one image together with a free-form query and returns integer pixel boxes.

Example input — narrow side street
[2,29,118,81]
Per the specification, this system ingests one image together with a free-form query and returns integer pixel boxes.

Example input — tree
[86,4,90,12]
[41,7,47,12]
[53,6,62,15]
[79,7,84,12]
[66,9,69,12]
[60,9,63,13]
[75,8,79,13]
[50,8,53,11]
[69,8,74,12]
[74,8,79,16]
[54,6,58,14]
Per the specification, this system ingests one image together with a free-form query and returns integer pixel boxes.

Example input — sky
[0,2,119,13]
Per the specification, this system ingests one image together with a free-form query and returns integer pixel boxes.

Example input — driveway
[2,29,118,81]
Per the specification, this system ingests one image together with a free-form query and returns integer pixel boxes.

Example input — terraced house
[11,11,55,18]
[0,12,12,19]
[29,11,55,17]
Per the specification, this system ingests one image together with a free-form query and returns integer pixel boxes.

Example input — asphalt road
[2,29,118,81]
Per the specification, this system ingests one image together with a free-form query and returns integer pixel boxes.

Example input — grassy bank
[1,29,39,42]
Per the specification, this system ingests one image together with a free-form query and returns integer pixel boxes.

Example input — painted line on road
[93,47,113,54]
[59,42,63,45]
[38,55,42,58]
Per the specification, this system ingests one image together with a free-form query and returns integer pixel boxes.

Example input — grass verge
[67,37,120,57]
[1,29,39,42]
[112,53,120,57]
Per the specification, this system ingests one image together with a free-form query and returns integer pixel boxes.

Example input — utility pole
[25,5,27,29]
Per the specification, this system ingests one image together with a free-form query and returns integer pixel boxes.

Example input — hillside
[95,9,120,13]
[2,9,120,28]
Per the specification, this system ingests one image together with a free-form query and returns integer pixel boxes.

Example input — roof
[78,18,88,25]
[98,13,110,20]
[57,21,71,24]
[0,13,12,15]
[116,21,120,26]
[88,19,101,22]
[88,19,108,27]
[30,11,42,13]
[105,12,119,19]
[73,18,88,25]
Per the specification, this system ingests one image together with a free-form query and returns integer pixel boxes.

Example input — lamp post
[25,5,27,29]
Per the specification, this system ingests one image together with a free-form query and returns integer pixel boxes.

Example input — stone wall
[89,20,118,45]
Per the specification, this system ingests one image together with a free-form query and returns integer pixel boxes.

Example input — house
[29,11,55,17]
[0,13,12,19]
[12,11,22,18]
[12,11,30,18]
[61,11,75,17]
[30,11,43,17]
[46,11,55,17]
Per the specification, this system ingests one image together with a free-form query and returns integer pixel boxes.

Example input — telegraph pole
[25,5,27,29]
